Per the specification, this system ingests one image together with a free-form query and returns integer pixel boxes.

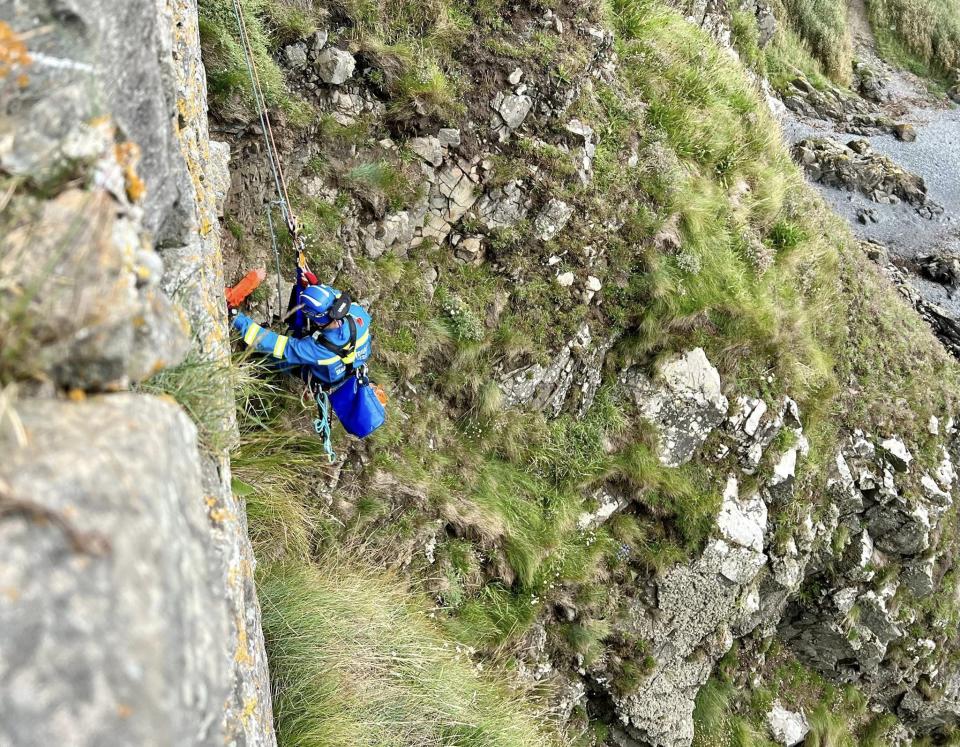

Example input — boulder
[893,123,917,142]
[410,136,444,167]
[766,703,809,746]
[624,348,729,467]
[0,395,229,746]
[316,47,356,85]
[283,42,308,69]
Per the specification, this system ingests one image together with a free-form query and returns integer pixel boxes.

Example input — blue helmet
[300,285,351,324]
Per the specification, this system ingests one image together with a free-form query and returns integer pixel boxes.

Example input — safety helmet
[300,285,351,324]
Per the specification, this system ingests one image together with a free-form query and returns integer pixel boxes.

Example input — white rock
[929,416,940,435]
[534,198,574,241]
[880,437,912,472]
[744,399,767,436]
[716,476,767,552]
[315,47,355,85]
[766,703,809,746]
[585,275,602,292]
[556,271,575,287]
[508,67,523,85]
[625,348,729,467]
[494,92,533,129]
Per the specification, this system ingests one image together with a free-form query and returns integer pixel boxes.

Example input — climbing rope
[313,390,337,464]
[231,0,313,319]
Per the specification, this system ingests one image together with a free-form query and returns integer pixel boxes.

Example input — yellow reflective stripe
[342,352,357,365]
[243,323,262,345]
[356,331,369,348]
[272,335,288,359]
[317,355,340,365]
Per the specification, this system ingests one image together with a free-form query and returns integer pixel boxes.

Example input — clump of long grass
[258,560,561,746]
[868,0,960,80]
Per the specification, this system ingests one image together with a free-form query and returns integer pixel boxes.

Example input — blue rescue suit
[232,302,372,386]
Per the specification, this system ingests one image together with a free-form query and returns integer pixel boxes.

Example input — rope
[231,0,293,232]
[231,0,314,333]
[265,201,284,315]
[313,390,337,464]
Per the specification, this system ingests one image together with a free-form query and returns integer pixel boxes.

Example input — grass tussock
[198,0,319,124]
[258,560,561,747]
[776,0,853,85]
[868,0,960,80]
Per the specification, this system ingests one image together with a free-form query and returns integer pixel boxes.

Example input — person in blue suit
[231,284,372,388]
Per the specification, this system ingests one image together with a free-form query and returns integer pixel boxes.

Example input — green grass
[198,0,318,125]
[209,0,960,740]
[868,0,960,82]
[258,560,561,746]
[138,355,237,450]
[776,0,853,85]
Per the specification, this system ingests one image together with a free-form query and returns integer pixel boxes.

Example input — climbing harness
[231,0,313,332]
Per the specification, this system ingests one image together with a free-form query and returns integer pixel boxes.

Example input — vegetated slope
[867,0,960,81]
[193,0,960,743]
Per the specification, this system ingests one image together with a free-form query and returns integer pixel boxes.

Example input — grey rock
[284,42,308,69]
[867,497,930,555]
[500,323,615,418]
[917,250,960,287]
[316,47,356,85]
[624,348,729,467]
[476,180,528,229]
[308,29,329,58]
[766,703,809,746]
[493,92,533,129]
[1,188,188,389]
[893,123,917,142]
[901,557,935,597]
[438,128,461,147]
[410,136,445,167]
[0,395,229,746]
[534,198,575,241]
[612,537,765,747]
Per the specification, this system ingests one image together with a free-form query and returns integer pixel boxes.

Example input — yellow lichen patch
[67,388,86,402]
[116,704,133,719]
[1,586,20,602]
[241,697,258,722]
[0,21,32,87]
[114,142,147,203]
[234,617,252,665]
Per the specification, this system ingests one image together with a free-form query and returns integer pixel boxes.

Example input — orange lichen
[114,142,147,203]
[0,22,32,87]
[67,388,86,401]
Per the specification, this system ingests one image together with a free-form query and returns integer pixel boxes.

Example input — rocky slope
[0,1,273,744]
[208,0,960,744]
[4,0,960,745]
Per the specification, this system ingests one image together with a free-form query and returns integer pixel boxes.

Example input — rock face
[793,137,942,217]
[779,430,958,729]
[500,323,616,418]
[1,1,275,744]
[623,348,729,467]
[0,396,228,746]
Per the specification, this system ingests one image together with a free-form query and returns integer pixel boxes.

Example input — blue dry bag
[329,371,386,438]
